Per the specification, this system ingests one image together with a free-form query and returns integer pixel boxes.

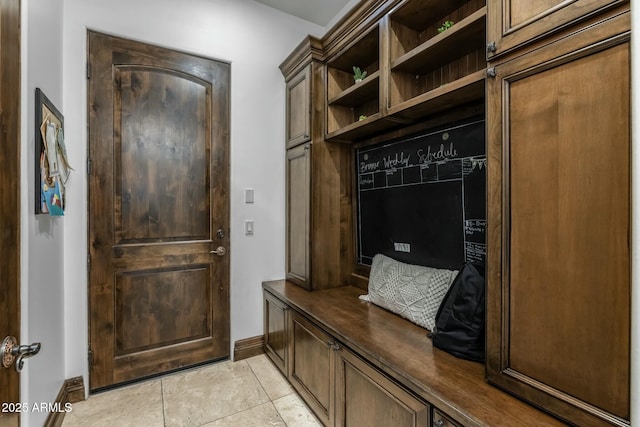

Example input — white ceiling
[253,0,353,26]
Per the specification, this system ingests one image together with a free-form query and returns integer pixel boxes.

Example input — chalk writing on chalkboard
[356,119,486,270]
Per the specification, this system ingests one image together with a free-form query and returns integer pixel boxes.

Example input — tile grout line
[161,378,167,427]
[246,357,290,427]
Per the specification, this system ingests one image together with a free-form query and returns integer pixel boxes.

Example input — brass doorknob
[210,246,226,256]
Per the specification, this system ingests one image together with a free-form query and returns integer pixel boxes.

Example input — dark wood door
[0,0,21,425]
[88,31,230,390]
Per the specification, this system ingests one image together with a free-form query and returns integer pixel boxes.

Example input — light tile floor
[62,355,322,427]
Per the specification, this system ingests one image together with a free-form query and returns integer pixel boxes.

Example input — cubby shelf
[391,8,486,75]
[325,113,410,143]
[324,0,487,142]
[326,24,381,138]
[387,68,486,120]
[328,70,380,106]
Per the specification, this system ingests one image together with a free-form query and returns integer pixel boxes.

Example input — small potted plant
[353,66,367,83]
[437,20,454,33]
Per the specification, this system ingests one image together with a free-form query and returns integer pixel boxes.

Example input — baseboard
[43,376,85,427]
[233,335,264,361]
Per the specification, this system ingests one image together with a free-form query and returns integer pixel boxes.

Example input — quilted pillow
[359,254,458,331]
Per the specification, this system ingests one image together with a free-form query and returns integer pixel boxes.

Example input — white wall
[20,0,66,425]
[61,0,323,388]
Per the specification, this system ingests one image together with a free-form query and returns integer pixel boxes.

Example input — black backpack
[427,263,485,362]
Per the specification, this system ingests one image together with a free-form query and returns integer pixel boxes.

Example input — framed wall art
[35,88,71,216]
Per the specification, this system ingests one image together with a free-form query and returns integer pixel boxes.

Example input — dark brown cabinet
[335,347,429,427]
[281,38,351,291]
[486,7,631,427]
[487,0,628,59]
[286,65,312,149]
[263,290,289,375]
[288,310,336,427]
[285,143,311,287]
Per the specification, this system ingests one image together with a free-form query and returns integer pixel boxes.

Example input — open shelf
[391,9,486,74]
[388,0,487,111]
[328,70,380,106]
[388,69,485,120]
[326,25,381,136]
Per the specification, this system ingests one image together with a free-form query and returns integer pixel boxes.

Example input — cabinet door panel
[289,311,335,426]
[336,348,429,427]
[286,144,311,288]
[286,66,311,148]
[486,13,630,426]
[264,291,288,375]
[487,0,627,58]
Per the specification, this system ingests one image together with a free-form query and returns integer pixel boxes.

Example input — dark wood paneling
[0,0,21,420]
[264,291,289,374]
[114,67,210,243]
[508,43,629,418]
[115,266,211,355]
[336,348,430,427]
[486,10,630,426]
[487,0,628,59]
[286,144,311,287]
[286,66,311,148]
[288,311,335,426]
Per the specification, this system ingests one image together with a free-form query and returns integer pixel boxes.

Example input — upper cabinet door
[487,0,628,59]
[286,65,311,149]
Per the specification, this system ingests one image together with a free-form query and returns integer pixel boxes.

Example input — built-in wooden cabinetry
[263,280,563,427]
[288,310,336,426]
[486,0,628,59]
[277,0,632,426]
[335,347,430,426]
[285,143,311,287]
[326,25,381,139]
[263,291,289,375]
[387,0,486,119]
[286,66,311,149]
[281,37,350,290]
[486,2,630,426]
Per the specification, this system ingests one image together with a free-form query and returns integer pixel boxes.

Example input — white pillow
[359,254,458,331]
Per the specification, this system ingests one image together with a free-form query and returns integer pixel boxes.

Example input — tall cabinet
[486,2,631,426]
[281,37,352,291]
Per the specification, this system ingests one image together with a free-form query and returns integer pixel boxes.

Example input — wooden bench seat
[263,279,566,427]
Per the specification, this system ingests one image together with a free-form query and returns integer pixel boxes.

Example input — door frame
[0,0,22,426]
[0,0,22,423]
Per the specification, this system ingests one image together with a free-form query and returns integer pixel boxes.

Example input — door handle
[210,246,226,256]
[1,336,41,372]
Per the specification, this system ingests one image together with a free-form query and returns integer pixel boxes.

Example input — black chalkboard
[356,119,486,271]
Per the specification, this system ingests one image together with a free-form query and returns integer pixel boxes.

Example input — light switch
[245,188,254,204]
[245,220,254,236]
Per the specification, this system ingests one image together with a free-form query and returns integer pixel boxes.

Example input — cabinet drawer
[432,409,461,427]
[336,347,429,427]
